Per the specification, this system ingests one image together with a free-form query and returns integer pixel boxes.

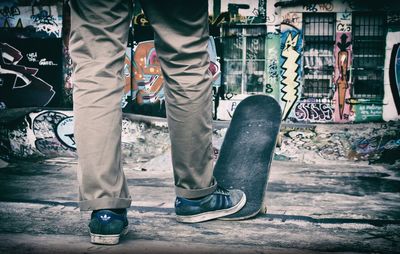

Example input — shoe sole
[89,226,129,245]
[176,193,247,223]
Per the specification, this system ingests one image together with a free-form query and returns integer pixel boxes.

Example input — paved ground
[0,152,399,254]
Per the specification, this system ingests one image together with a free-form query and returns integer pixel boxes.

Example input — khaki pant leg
[69,0,133,210]
[140,0,216,199]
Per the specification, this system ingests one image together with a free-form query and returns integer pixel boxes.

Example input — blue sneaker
[88,209,129,245]
[175,186,246,223]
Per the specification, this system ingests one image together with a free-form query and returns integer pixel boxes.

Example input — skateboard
[213,95,281,220]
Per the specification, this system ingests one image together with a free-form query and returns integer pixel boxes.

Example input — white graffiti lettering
[336,23,351,32]
[39,58,57,66]
[295,103,333,122]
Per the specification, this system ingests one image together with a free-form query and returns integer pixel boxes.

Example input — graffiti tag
[266,14,275,23]
[268,59,278,78]
[0,6,20,19]
[39,58,57,66]
[31,10,60,37]
[303,3,333,12]
[26,52,38,62]
[336,23,351,32]
[282,13,300,25]
[295,103,333,122]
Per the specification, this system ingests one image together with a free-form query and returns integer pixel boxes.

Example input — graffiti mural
[281,32,301,119]
[132,40,164,105]
[335,34,351,120]
[333,13,353,122]
[126,37,221,117]
[0,41,62,108]
[280,16,303,120]
[4,110,75,158]
[55,116,75,150]
[128,40,166,116]
[32,111,75,156]
[389,43,400,114]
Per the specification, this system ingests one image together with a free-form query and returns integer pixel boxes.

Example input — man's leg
[140,0,215,199]
[140,0,246,223]
[69,0,132,244]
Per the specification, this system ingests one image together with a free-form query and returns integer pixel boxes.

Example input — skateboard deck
[214,95,281,220]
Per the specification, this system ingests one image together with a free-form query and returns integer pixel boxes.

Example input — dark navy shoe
[175,186,246,223]
[89,209,129,245]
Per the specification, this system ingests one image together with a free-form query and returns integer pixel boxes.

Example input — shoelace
[216,186,230,195]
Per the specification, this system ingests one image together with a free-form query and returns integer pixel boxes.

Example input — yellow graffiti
[281,32,300,120]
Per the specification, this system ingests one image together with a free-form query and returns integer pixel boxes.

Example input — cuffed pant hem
[175,180,218,199]
[79,197,132,211]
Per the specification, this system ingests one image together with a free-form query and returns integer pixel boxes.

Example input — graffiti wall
[212,0,399,124]
[1,0,398,125]
[0,109,170,163]
[2,108,398,166]
[277,6,352,123]
[262,0,399,123]
[0,1,64,109]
